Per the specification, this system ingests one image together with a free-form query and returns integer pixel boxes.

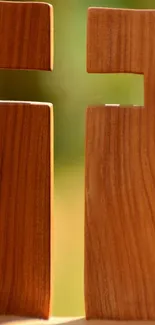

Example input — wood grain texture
[85,8,155,320]
[0,102,52,319]
[87,8,154,75]
[0,1,53,71]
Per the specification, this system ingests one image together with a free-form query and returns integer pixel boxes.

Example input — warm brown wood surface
[0,102,52,319]
[85,8,155,320]
[87,7,154,75]
[0,1,53,70]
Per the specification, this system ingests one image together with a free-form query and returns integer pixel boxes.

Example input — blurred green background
[2,0,155,317]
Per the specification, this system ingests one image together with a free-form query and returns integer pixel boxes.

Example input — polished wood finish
[87,7,153,75]
[0,1,53,71]
[0,102,52,319]
[85,8,155,320]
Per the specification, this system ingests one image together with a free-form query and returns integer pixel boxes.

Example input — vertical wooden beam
[85,8,155,320]
[0,102,52,319]
[0,1,53,319]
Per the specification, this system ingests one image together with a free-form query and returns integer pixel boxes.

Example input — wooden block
[85,105,155,320]
[87,8,155,75]
[0,102,52,319]
[85,7,155,321]
[0,1,53,70]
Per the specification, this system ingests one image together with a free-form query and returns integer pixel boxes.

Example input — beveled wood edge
[0,101,53,106]
[88,7,155,13]
[0,1,52,5]
[0,316,81,324]
[0,317,155,325]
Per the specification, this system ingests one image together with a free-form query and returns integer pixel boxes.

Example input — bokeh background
[2,0,155,317]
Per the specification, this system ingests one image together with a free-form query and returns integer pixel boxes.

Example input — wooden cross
[85,7,155,321]
[0,2,154,324]
[0,1,53,320]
